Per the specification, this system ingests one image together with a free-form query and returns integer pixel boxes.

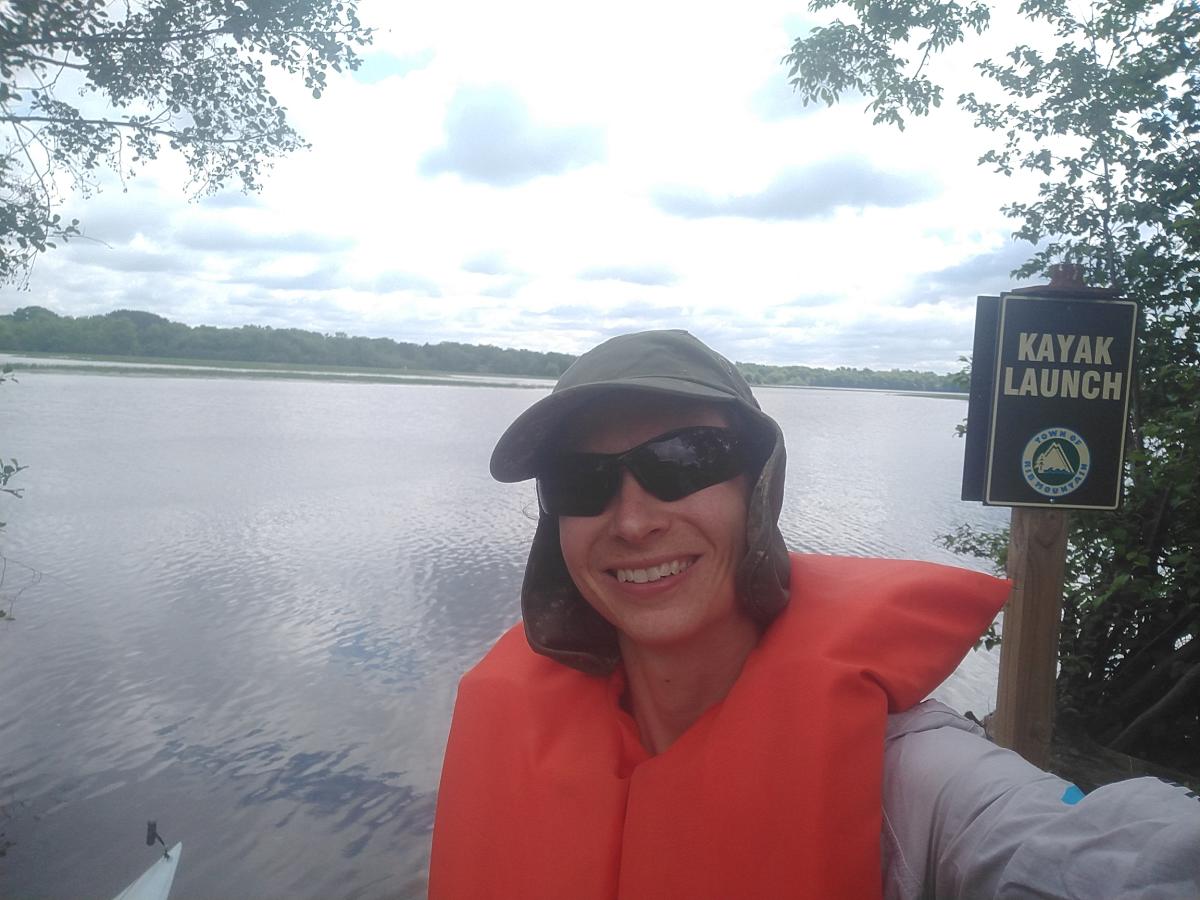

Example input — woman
[430,330,1200,899]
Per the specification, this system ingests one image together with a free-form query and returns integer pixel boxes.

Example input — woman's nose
[608,469,668,542]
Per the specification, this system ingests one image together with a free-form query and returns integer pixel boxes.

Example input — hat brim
[490,376,741,482]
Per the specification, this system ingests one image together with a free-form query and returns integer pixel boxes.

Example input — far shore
[0,351,968,399]
[0,351,555,389]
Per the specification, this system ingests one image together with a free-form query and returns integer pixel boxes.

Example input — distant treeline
[0,307,964,391]
[0,307,576,377]
[737,362,962,392]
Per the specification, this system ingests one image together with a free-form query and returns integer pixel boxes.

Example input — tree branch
[1112,624,1200,723]
[1110,657,1200,753]
[0,113,288,145]
[15,25,365,49]
[6,50,89,71]
[16,25,230,47]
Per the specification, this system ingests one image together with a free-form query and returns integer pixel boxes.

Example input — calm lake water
[0,369,1007,899]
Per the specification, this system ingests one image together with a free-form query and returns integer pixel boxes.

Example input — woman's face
[556,396,753,657]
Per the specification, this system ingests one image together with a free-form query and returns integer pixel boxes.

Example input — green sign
[982,293,1137,509]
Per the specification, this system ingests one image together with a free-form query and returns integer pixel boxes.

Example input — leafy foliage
[787,0,1199,772]
[786,0,992,127]
[0,366,22,483]
[0,363,26,540]
[0,453,23,501]
[0,0,372,284]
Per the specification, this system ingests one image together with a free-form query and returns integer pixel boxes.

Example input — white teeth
[616,559,692,584]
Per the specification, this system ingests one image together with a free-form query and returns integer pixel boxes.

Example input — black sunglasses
[536,426,748,517]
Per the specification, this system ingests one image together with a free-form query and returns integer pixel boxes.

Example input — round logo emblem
[1022,428,1091,497]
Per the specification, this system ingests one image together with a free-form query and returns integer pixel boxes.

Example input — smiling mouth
[613,558,694,584]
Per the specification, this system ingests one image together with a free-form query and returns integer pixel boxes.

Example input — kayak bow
[112,843,182,900]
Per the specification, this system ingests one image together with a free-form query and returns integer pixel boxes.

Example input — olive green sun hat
[493,330,764,481]
[491,329,791,675]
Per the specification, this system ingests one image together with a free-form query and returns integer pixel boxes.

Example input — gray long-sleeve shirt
[882,701,1200,898]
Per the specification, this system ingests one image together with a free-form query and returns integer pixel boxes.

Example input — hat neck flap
[521,515,620,676]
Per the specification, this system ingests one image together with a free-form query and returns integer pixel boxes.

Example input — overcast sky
[1,0,1047,372]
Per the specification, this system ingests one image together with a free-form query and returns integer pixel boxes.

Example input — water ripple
[0,377,1007,899]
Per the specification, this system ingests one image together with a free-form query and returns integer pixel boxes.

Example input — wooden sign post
[961,265,1137,767]
[991,507,1070,768]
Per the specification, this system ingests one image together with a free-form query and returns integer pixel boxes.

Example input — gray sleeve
[881,701,1200,900]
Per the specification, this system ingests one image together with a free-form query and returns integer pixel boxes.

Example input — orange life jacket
[430,554,1009,899]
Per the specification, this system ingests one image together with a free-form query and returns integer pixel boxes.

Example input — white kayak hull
[112,843,182,900]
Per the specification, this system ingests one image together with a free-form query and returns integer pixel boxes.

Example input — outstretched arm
[882,701,1200,899]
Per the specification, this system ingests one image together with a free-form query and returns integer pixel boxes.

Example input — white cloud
[578,264,678,287]
[654,158,937,221]
[420,85,606,186]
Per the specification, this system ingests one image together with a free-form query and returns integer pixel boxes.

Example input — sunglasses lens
[537,457,619,517]
[537,427,745,517]
[631,429,743,501]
